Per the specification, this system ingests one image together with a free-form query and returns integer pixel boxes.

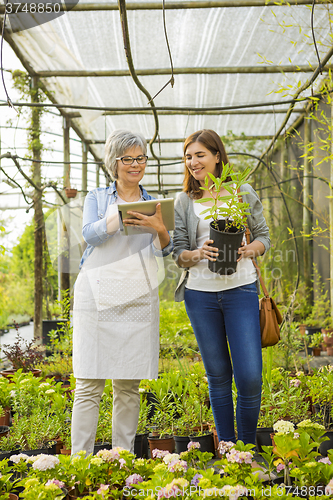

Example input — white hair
[104,129,147,179]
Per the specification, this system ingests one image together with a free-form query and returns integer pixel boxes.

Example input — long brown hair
[183,129,230,199]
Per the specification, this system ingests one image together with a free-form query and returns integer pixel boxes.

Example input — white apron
[73,203,160,380]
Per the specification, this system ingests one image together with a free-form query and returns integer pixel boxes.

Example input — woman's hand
[237,240,265,261]
[124,203,170,249]
[200,240,219,262]
[178,240,219,268]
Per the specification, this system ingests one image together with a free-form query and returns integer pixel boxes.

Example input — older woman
[71,129,173,456]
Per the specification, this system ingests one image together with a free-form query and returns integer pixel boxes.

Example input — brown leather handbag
[245,228,282,348]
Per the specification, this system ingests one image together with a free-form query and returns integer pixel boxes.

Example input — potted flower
[196,163,251,275]
[1,333,44,377]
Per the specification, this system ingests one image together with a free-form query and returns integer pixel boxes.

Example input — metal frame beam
[35,65,333,78]
[0,0,319,13]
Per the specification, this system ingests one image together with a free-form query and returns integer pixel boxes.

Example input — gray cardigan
[172,183,270,302]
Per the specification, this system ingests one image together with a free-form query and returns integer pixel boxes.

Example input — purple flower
[290,379,301,388]
[191,473,203,486]
[126,474,144,487]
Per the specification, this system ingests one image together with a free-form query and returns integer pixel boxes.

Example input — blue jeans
[184,283,262,445]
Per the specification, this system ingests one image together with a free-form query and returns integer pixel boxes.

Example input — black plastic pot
[208,220,245,275]
[93,442,111,454]
[255,427,274,454]
[319,430,333,456]
[174,435,190,454]
[42,319,67,346]
[134,432,149,458]
[188,432,215,454]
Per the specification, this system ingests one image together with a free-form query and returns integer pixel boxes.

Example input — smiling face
[185,141,220,186]
[116,145,146,187]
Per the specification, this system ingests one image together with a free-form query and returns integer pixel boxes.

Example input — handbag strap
[245,228,269,298]
[238,184,270,299]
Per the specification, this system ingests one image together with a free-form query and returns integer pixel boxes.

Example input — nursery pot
[312,347,322,357]
[189,432,215,454]
[148,435,175,455]
[327,346,333,356]
[0,425,10,438]
[208,220,245,275]
[319,430,333,457]
[255,427,274,454]
[0,407,10,426]
[93,442,111,454]
[174,435,190,454]
[134,433,149,458]
[9,494,19,500]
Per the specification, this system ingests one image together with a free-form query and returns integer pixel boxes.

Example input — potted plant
[196,163,251,275]
[1,333,44,377]
[309,332,323,356]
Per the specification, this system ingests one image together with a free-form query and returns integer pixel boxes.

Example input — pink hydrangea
[319,457,332,465]
[126,474,143,487]
[218,441,235,455]
[187,441,201,451]
[97,484,109,497]
[46,479,65,488]
[152,449,170,459]
[276,463,285,473]
[96,448,124,462]
[226,448,252,464]
[167,459,187,473]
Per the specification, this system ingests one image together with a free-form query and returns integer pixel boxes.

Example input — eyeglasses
[116,155,148,165]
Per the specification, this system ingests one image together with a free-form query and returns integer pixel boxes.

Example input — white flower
[9,453,30,463]
[32,455,60,471]
[163,453,180,465]
[39,383,50,388]
[221,485,248,500]
[45,389,55,395]
[273,420,295,435]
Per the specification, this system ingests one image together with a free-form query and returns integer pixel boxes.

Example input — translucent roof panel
[2,1,332,190]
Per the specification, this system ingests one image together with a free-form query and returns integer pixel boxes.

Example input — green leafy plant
[196,163,251,232]
[309,331,323,349]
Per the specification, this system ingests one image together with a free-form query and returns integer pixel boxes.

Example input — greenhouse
[1,0,333,498]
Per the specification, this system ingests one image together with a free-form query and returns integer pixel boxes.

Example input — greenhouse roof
[1,0,333,192]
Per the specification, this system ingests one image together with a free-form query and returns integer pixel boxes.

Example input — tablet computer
[118,198,175,235]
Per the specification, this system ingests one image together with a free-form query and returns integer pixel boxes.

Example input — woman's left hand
[237,240,265,261]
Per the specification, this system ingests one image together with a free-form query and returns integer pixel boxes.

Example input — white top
[186,200,257,292]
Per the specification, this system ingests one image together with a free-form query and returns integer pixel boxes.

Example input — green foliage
[159,300,198,359]
[0,213,58,329]
[196,164,251,231]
